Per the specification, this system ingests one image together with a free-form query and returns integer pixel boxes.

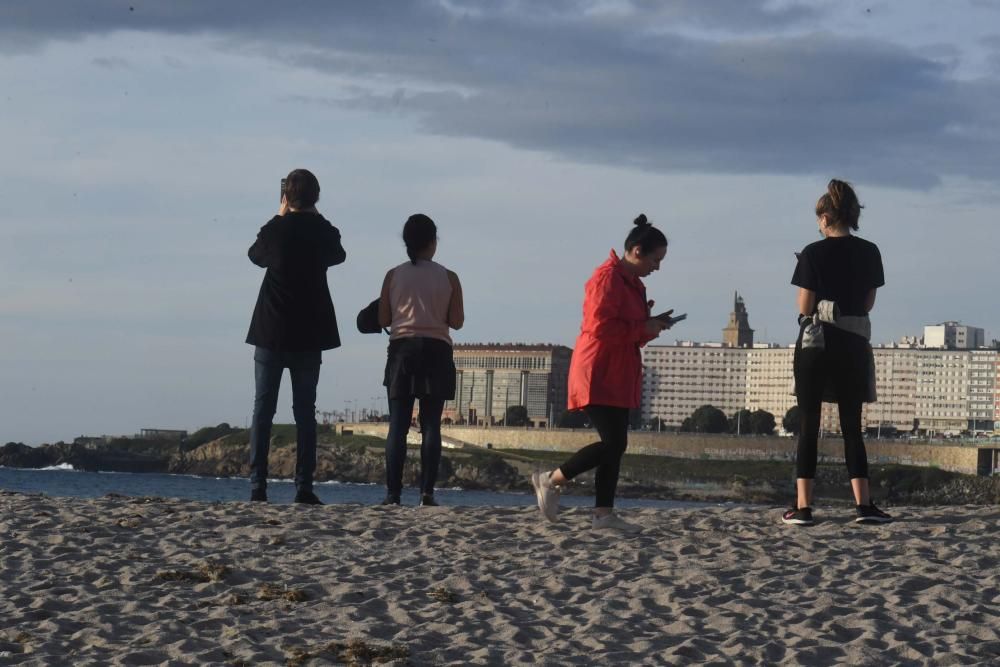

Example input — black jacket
[245,212,346,352]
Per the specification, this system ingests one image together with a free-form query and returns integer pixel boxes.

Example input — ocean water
[0,466,704,509]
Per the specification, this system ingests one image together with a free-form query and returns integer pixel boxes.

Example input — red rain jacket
[568,250,656,410]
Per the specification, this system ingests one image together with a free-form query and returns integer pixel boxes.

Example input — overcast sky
[3,1,1000,444]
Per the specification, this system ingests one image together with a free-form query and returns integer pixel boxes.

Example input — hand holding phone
[654,310,687,327]
[278,178,290,216]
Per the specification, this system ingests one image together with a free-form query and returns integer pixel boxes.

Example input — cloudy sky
[3,1,1000,444]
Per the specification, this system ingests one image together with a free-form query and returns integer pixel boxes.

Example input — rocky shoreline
[3,426,998,505]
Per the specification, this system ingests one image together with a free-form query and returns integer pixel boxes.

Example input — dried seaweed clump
[429,586,457,603]
[258,583,308,602]
[156,560,231,584]
[286,639,410,666]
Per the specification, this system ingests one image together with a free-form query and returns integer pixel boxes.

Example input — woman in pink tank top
[377,214,465,506]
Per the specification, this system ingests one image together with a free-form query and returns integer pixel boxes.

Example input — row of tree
[558,405,801,435]
[676,404,802,435]
[489,404,807,435]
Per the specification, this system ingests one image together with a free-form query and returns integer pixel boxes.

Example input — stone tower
[722,291,754,348]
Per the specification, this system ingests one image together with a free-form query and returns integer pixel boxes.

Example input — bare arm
[378,270,393,329]
[797,287,816,317]
[447,270,465,330]
[864,288,877,313]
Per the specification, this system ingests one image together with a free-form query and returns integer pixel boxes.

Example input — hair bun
[634,213,649,227]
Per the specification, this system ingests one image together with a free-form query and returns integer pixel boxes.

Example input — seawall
[344,424,997,476]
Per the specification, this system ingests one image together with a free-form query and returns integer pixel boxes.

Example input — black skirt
[383,337,456,400]
[794,324,874,404]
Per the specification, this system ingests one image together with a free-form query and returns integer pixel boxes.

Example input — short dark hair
[284,169,320,209]
[624,214,668,255]
[815,179,863,231]
[403,213,437,264]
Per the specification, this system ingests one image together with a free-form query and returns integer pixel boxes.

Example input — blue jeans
[385,394,445,499]
[249,347,321,492]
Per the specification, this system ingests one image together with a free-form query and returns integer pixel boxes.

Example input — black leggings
[796,396,869,479]
[795,326,870,479]
[557,405,629,508]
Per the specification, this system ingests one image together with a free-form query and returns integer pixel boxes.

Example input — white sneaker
[530,471,560,523]
[592,512,642,534]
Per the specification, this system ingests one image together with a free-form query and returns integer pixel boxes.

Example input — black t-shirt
[791,235,884,316]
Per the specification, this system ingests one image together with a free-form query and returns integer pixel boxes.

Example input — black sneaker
[781,507,814,526]
[419,494,439,507]
[380,495,401,506]
[293,490,324,505]
[250,488,268,503]
[856,503,892,524]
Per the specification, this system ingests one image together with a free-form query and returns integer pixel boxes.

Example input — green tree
[783,406,802,435]
[685,405,729,433]
[749,410,776,435]
[505,405,529,427]
[728,409,753,434]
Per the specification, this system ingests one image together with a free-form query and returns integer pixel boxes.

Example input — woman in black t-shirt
[784,180,892,526]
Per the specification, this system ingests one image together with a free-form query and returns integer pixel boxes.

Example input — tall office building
[446,344,572,426]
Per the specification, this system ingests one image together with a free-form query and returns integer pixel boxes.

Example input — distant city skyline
[3,2,1000,443]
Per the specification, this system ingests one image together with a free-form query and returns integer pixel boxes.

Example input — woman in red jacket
[532,214,672,533]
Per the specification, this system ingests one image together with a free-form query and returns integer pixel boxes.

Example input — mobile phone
[280,178,287,202]
[654,311,687,325]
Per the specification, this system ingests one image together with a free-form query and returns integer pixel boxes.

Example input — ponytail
[815,179,863,231]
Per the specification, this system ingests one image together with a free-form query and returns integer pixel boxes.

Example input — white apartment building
[924,322,985,350]
[745,346,796,420]
[647,344,1000,436]
[915,350,971,434]
[640,302,1000,435]
[641,343,748,426]
[865,347,920,432]
[996,360,1000,430]
[970,350,997,433]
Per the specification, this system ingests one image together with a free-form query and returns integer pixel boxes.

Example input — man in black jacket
[245,169,346,504]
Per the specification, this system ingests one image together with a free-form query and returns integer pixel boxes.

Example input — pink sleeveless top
[388,259,453,344]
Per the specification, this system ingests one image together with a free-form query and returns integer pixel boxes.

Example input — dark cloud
[2,0,998,188]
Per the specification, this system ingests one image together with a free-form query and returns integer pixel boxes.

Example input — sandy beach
[0,492,997,665]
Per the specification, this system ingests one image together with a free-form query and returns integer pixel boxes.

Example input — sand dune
[0,491,997,665]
